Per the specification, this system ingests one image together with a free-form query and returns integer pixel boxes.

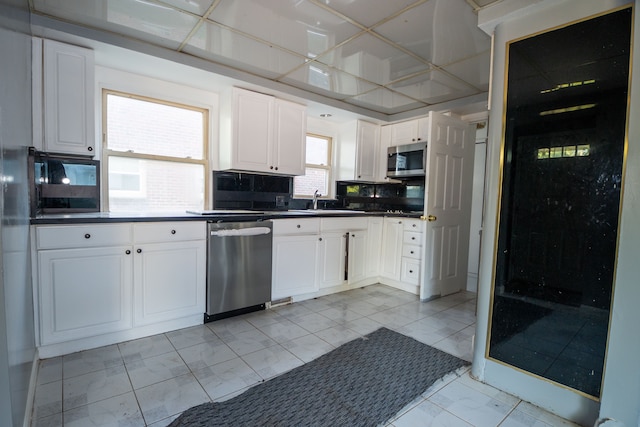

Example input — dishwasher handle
[210,227,272,237]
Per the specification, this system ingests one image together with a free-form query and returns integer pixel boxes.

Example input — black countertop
[30,210,423,225]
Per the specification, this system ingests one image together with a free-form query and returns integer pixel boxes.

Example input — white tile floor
[31,284,581,427]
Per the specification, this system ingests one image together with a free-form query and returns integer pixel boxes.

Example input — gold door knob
[427,215,437,222]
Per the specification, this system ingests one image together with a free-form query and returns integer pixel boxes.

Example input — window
[294,134,332,197]
[103,90,208,212]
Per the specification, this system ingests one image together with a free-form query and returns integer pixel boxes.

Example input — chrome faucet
[312,189,320,210]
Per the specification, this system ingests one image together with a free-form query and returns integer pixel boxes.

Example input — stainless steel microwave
[386,142,427,178]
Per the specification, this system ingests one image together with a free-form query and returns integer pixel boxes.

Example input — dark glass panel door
[489,7,632,397]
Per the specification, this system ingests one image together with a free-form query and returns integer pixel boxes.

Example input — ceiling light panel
[280,62,379,98]
[310,0,422,28]
[158,0,217,16]
[389,69,478,105]
[441,51,491,91]
[313,32,430,86]
[374,0,490,67]
[346,87,427,114]
[183,20,307,78]
[32,0,200,50]
[207,0,362,59]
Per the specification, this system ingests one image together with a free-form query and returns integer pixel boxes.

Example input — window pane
[108,157,204,212]
[294,167,328,197]
[106,94,204,159]
[306,135,329,165]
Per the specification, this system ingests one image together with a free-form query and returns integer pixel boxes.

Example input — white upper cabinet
[378,125,399,183]
[389,117,429,146]
[337,120,380,182]
[224,87,306,175]
[35,38,95,156]
[273,98,306,175]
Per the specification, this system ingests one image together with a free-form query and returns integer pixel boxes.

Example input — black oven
[29,148,100,215]
[387,142,427,179]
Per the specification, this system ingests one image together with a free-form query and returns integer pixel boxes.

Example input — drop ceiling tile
[32,0,200,49]
[208,0,362,58]
[374,0,491,67]
[159,0,216,16]
[280,62,379,99]
[441,51,491,91]
[314,32,429,85]
[183,20,307,78]
[312,0,420,28]
[345,87,427,114]
[389,69,479,105]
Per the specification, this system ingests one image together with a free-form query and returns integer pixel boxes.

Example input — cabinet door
[273,99,306,175]
[390,120,419,146]
[232,88,273,173]
[38,246,132,345]
[133,240,206,325]
[43,39,95,155]
[380,218,404,280]
[366,217,383,277]
[355,121,380,181]
[416,117,429,142]
[378,125,399,183]
[318,232,346,288]
[272,235,318,300]
[347,231,367,284]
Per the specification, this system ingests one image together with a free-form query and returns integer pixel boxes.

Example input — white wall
[472,1,640,425]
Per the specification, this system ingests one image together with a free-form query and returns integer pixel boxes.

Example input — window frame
[294,133,333,198]
[101,89,209,212]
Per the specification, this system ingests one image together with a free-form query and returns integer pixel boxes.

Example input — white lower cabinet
[366,217,383,277]
[380,217,424,292]
[38,246,133,345]
[34,222,206,350]
[380,218,404,280]
[271,218,320,300]
[318,232,347,289]
[347,230,367,284]
[272,234,319,299]
[133,240,205,326]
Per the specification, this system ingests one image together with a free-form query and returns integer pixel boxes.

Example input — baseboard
[23,348,39,427]
[38,314,203,358]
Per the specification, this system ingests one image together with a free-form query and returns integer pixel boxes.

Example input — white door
[421,112,475,299]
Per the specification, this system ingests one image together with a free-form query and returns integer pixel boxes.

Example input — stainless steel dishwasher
[205,220,272,322]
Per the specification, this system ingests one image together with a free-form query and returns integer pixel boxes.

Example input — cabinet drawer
[400,258,421,285]
[403,231,422,246]
[404,219,424,232]
[272,218,320,235]
[36,224,132,249]
[320,217,367,232]
[402,244,422,260]
[134,222,206,243]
